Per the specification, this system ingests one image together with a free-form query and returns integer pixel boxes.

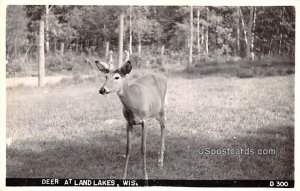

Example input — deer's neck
[117,78,134,109]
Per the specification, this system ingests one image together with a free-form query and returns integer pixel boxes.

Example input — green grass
[6,74,294,180]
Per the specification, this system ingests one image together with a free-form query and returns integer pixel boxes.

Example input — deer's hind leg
[141,120,148,180]
[158,111,166,169]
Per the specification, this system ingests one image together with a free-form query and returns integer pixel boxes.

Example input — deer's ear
[95,60,109,74]
[118,61,132,76]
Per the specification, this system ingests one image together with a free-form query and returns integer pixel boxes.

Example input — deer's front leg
[123,123,133,179]
[141,120,148,180]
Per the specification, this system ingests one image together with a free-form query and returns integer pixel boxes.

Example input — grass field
[6,72,294,180]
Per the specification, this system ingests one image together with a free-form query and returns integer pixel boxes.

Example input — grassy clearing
[6,73,294,179]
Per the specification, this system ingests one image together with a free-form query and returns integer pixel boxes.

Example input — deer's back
[134,73,167,102]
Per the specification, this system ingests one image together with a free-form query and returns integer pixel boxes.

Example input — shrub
[185,54,294,78]
[6,49,294,79]
[45,53,95,75]
[58,74,83,86]
[6,59,30,77]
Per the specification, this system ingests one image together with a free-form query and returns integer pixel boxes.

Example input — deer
[95,51,167,180]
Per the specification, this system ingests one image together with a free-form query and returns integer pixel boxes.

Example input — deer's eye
[114,76,120,80]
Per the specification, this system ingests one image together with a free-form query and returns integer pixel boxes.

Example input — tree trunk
[38,20,45,87]
[236,7,240,56]
[205,7,209,55]
[86,47,91,56]
[128,6,133,55]
[240,9,248,44]
[109,51,113,64]
[14,35,17,59]
[161,45,165,65]
[188,6,193,71]
[201,28,204,44]
[75,38,78,53]
[105,41,110,60]
[45,5,50,53]
[279,33,282,55]
[268,35,273,55]
[94,38,97,47]
[250,6,256,60]
[246,7,254,59]
[80,40,83,52]
[23,46,31,64]
[118,13,124,68]
[278,7,284,55]
[197,8,201,60]
[138,31,142,57]
[54,38,57,54]
[60,42,64,56]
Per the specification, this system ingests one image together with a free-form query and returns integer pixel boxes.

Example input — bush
[6,59,31,77]
[45,52,95,75]
[6,49,294,79]
[58,74,83,86]
[6,62,23,77]
[185,54,294,78]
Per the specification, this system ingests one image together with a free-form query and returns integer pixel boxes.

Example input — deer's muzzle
[99,87,107,95]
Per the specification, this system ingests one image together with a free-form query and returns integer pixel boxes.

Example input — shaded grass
[187,58,295,78]
[6,75,294,179]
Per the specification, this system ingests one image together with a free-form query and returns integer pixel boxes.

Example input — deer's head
[96,59,132,95]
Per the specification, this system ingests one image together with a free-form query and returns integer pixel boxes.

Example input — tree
[7,5,295,69]
[239,8,248,56]
[246,7,254,58]
[188,6,193,71]
[45,5,50,53]
[38,20,45,87]
[128,6,133,55]
[247,6,294,56]
[118,13,124,68]
[6,6,28,61]
[131,6,156,56]
[238,7,257,58]
[250,7,256,60]
[205,7,209,55]
[235,7,240,56]
[197,8,201,59]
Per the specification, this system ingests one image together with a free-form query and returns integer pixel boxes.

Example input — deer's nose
[99,87,106,95]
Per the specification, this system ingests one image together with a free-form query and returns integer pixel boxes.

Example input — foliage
[6,5,295,77]
[45,52,96,75]
[191,56,294,78]
[6,6,29,61]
